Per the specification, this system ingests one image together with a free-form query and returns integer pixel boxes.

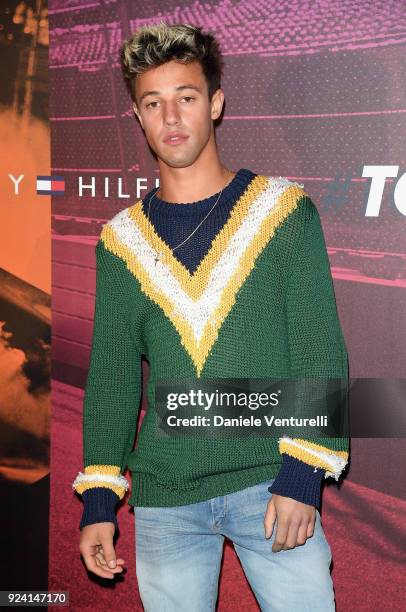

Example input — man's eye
[182,96,194,102]
[146,101,159,109]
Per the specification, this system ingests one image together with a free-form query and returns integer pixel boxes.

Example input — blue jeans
[134,478,335,611]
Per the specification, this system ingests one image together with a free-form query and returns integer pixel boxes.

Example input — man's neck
[156,162,235,204]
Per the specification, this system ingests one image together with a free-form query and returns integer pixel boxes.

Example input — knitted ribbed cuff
[79,487,120,531]
[268,453,325,507]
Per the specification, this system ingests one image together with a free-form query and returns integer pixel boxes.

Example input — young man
[72,22,349,611]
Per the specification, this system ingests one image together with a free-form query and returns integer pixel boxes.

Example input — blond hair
[120,21,224,105]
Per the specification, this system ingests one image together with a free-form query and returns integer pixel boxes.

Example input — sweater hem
[127,463,282,507]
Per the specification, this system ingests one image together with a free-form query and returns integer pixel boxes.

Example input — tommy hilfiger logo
[5,168,406,216]
[36,175,65,195]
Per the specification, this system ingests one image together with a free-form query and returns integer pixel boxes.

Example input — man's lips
[163,134,189,145]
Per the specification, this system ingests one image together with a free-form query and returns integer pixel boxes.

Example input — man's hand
[79,522,125,579]
[264,494,316,552]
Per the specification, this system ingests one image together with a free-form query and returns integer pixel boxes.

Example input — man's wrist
[79,487,120,531]
[268,453,325,507]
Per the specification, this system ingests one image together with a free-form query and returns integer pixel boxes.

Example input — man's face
[133,59,224,168]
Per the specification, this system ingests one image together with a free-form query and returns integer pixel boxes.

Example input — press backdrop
[48,2,406,611]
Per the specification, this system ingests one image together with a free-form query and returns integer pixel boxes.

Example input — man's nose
[163,102,181,125]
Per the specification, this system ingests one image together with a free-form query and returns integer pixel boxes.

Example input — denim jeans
[134,478,335,612]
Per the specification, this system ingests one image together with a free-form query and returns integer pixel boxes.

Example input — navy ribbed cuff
[268,454,325,507]
[79,487,120,531]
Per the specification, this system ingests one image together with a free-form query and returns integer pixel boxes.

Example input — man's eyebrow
[139,84,202,103]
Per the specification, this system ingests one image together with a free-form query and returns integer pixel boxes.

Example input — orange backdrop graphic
[0,0,51,598]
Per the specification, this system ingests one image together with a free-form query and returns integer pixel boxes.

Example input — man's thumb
[264,498,276,539]
[100,534,116,567]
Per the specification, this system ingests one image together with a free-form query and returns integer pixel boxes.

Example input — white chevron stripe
[109,176,302,342]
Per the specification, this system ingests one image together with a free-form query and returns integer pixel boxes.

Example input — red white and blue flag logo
[36,175,65,195]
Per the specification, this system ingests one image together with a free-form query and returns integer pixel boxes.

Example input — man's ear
[210,89,224,121]
[133,101,144,129]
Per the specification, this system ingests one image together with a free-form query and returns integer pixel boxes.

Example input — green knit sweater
[72,174,349,513]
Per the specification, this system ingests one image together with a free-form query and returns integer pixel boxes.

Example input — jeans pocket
[265,478,276,494]
[254,478,276,505]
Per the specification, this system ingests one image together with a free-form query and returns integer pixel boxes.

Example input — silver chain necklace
[147,172,233,266]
